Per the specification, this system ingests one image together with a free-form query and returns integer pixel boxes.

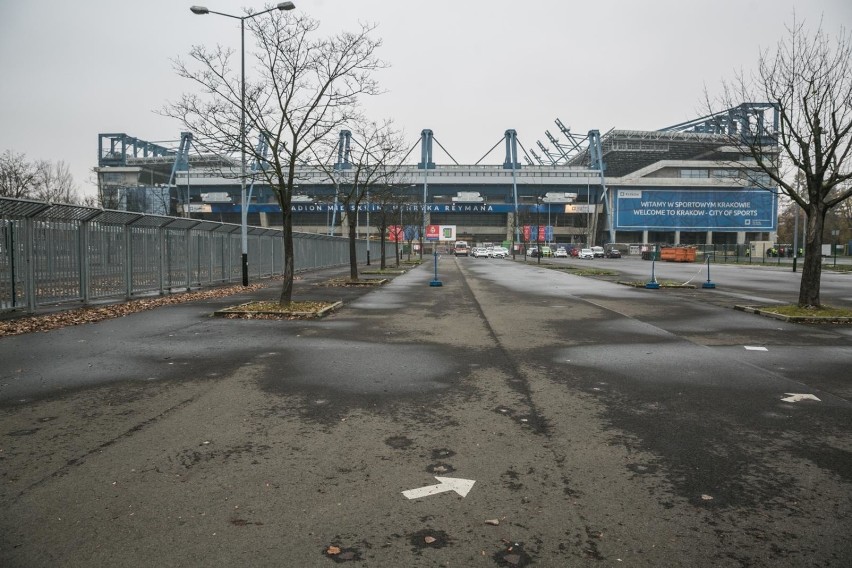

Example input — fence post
[185,227,192,291]
[6,222,18,309]
[208,231,214,286]
[222,231,228,283]
[159,226,166,295]
[24,216,36,314]
[123,223,133,300]
[80,220,91,304]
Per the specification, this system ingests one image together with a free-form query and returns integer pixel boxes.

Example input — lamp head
[277,2,295,10]
[190,6,209,15]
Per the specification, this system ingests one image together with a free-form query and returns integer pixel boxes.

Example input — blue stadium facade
[95,104,779,249]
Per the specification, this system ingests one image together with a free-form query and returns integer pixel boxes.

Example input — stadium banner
[388,225,426,242]
[613,189,777,231]
[425,225,441,240]
[523,225,552,241]
[387,225,404,242]
[563,204,596,214]
[425,225,457,241]
[209,203,522,214]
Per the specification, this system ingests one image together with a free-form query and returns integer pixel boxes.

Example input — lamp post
[421,166,428,260]
[191,2,295,286]
[832,229,840,266]
[366,189,371,265]
[511,161,519,257]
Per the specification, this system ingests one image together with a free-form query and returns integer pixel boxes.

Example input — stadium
[94,103,779,251]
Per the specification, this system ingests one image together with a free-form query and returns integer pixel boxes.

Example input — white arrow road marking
[781,393,821,403]
[402,477,476,500]
[744,346,768,351]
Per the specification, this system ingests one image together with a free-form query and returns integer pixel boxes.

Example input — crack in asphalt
[453,257,551,437]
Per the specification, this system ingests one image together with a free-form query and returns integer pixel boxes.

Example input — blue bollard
[702,255,716,289]
[429,250,443,287]
[645,257,660,289]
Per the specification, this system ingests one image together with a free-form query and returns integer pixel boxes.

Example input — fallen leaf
[485,519,500,526]
[326,546,341,555]
[424,536,436,544]
[0,281,273,337]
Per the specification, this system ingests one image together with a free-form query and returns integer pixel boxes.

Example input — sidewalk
[2,255,851,567]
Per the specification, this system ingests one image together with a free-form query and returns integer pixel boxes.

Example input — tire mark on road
[16,396,198,499]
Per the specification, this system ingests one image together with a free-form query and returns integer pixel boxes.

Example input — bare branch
[163,10,385,304]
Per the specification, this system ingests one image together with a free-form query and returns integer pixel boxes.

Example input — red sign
[425,225,441,240]
[387,225,404,242]
[523,225,546,241]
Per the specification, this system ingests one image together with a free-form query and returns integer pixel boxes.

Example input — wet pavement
[1,256,851,567]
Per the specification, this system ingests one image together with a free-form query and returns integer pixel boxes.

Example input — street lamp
[422,165,428,260]
[366,188,371,265]
[191,2,296,286]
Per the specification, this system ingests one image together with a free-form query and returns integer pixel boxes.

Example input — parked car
[472,247,490,258]
[454,241,470,256]
[569,247,580,257]
[605,248,622,258]
[554,247,568,258]
[528,246,552,257]
[579,248,595,259]
[592,246,605,258]
[490,246,509,258]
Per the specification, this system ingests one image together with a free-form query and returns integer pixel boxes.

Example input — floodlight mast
[191,2,296,286]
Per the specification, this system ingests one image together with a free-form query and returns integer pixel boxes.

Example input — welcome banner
[614,189,777,231]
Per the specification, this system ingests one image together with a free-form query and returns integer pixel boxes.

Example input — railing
[1,196,378,313]
[686,244,846,266]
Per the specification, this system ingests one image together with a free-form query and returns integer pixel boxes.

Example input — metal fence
[1,196,379,313]
[692,243,795,264]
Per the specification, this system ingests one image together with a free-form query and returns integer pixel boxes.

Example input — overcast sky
[1,0,850,198]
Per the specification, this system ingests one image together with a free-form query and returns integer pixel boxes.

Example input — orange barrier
[660,247,697,262]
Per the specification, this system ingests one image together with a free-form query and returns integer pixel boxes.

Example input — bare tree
[371,184,413,269]
[312,120,407,280]
[385,190,420,266]
[712,17,852,307]
[164,10,384,305]
[1,151,80,203]
[33,160,79,203]
[79,193,100,208]
[833,193,852,244]
[0,150,40,199]
[395,201,420,262]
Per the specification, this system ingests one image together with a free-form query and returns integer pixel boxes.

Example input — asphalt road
[1,256,850,567]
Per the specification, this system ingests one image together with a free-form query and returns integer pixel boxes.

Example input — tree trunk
[279,204,295,306]
[798,205,827,308]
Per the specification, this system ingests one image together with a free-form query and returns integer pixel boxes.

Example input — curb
[734,305,852,324]
[213,300,343,319]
